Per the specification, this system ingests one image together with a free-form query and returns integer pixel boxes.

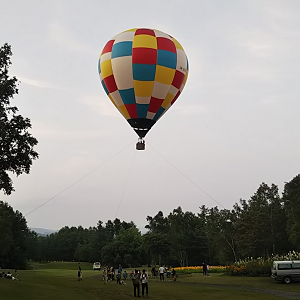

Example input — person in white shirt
[140,269,149,297]
[159,265,165,281]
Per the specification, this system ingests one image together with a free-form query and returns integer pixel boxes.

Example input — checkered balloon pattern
[98,28,189,137]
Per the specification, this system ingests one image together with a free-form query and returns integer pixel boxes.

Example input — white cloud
[80,94,120,118]
[260,2,300,37]
[48,22,94,55]
[31,121,110,140]
[260,95,280,105]
[20,76,61,89]
[173,103,208,115]
[238,39,274,58]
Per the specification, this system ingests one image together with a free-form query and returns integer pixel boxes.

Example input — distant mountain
[30,227,57,236]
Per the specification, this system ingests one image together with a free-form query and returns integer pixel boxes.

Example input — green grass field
[0,262,299,300]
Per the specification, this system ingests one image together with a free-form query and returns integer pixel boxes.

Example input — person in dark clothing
[123,270,128,280]
[78,266,82,281]
[151,267,155,278]
[116,271,121,284]
[132,269,140,297]
[111,267,115,280]
[202,262,207,276]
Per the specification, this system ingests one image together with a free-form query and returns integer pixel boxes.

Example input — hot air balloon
[98,28,189,150]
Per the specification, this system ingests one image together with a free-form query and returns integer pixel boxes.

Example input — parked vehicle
[93,262,101,271]
[271,260,300,283]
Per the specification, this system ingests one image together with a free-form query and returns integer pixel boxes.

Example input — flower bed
[173,252,300,276]
[225,260,271,277]
[225,251,300,277]
[174,266,226,274]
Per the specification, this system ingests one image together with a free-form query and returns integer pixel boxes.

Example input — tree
[0,43,38,195]
[168,207,207,266]
[145,211,171,265]
[282,175,300,249]
[199,205,236,264]
[0,201,34,268]
[101,227,143,266]
[234,183,289,258]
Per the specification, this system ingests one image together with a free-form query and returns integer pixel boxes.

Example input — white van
[271,260,300,283]
[93,262,101,271]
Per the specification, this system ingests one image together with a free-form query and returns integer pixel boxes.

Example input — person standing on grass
[141,269,149,297]
[202,262,207,276]
[159,265,165,281]
[151,266,155,278]
[206,264,209,276]
[117,271,122,284]
[108,266,112,281]
[103,267,108,283]
[78,266,82,281]
[111,267,115,281]
[172,268,176,277]
[166,268,171,278]
[132,269,141,297]
[123,270,128,280]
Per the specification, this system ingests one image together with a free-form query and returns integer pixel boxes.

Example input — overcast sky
[1,0,300,231]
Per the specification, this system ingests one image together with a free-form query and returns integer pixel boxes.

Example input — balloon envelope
[98,28,189,138]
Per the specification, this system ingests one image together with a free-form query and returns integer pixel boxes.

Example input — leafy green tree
[145,211,170,233]
[26,230,39,261]
[268,184,291,254]
[199,206,236,264]
[143,231,171,265]
[283,175,300,249]
[0,201,33,268]
[101,226,143,266]
[144,211,171,265]
[168,207,207,266]
[0,43,38,195]
[234,183,288,258]
[54,226,91,261]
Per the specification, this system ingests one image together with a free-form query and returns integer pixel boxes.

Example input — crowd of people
[150,265,177,281]
[97,264,177,297]
[101,265,127,283]
[0,271,19,281]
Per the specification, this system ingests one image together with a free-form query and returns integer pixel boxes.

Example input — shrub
[225,251,300,277]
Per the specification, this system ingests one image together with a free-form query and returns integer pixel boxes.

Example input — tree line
[1,174,300,269]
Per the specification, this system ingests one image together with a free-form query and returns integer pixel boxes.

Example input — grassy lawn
[0,262,297,300]
[178,272,300,293]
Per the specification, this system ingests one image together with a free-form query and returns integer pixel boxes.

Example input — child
[123,270,128,280]
[116,272,121,284]
[103,267,108,283]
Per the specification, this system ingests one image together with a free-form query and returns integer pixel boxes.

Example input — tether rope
[115,150,137,219]
[25,141,135,217]
[147,143,226,209]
